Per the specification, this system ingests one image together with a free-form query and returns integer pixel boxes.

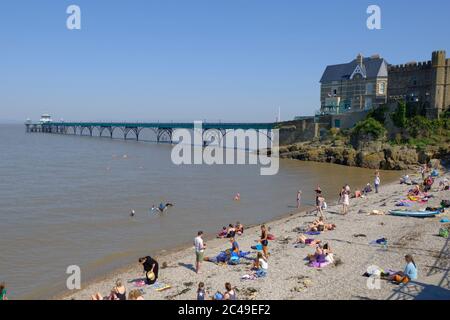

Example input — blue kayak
[389,210,441,218]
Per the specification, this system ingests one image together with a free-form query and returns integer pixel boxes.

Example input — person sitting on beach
[235,221,244,235]
[128,289,144,300]
[296,234,322,246]
[139,256,159,285]
[230,237,240,254]
[307,243,334,264]
[309,216,324,231]
[252,252,268,273]
[408,185,421,196]
[0,282,7,300]
[217,226,227,238]
[423,176,434,192]
[363,183,372,195]
[223,282,237,300]
[226,224,236,238]
[388,254,418,284]
[91,280,126,300]
[309,217,335,232]
[307,244,325,262]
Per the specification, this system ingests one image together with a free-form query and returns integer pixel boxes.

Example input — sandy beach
[63,168,450,301]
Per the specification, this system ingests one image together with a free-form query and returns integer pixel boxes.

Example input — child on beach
[374,171,381,193]
[235,222,244,235]
[197,282,206,300]
[252,252,269,274]
[341,190,350,215]
[297,190,302,209]
[260,225,269,258]
[389,255,418,284]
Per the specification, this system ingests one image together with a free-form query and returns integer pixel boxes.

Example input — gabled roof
[320,56,388,83]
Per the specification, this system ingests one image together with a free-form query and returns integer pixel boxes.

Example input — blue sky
[1,0,449,122]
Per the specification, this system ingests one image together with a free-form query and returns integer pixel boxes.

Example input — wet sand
[63,170,450,300]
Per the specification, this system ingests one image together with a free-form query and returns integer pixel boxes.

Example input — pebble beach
[63,169,450,301]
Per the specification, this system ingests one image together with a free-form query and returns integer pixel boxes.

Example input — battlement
[432,50,447,66]
[388,60,432,72]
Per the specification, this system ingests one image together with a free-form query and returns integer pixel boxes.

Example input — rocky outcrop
[277,142,447,170]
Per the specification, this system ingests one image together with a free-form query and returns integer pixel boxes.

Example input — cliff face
[278,142,449,170]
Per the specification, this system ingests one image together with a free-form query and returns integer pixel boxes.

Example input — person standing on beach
[138,256,159,285]
[315,187,325,218]
[194,231,206,274]
[374,171,381,193]
[260,225,269,258]
[341,190,350,215]
[296,190,302,209]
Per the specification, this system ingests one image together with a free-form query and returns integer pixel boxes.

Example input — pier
[25,121,276,144]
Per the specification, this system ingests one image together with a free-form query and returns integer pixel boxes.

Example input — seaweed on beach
[240,287,259,299]
[165,287,191,300]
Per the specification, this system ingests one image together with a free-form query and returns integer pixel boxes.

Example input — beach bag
[439,228,449,238]
[267,234,276,241]
[322,202,327,210]
[441,200,450,208]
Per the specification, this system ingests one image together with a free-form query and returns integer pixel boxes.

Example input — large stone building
[319,54,389,114]
[319,50,450,121]
[388,50,450,118]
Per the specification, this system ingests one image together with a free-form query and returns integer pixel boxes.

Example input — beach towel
[370,238,388,247]
[133,280,146,287]
[305,231,321,236]
[440,218,450,223]
[396,202,412,207]
[148,281,172,291]
[241,270,267,280]
[308,261,331,268]
[251,244,263,251]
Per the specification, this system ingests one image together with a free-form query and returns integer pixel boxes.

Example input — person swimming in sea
[130,209,136,217]
[157,202,174,213]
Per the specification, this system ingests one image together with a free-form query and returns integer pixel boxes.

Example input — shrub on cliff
[351,118,386,141]
[391,101,407,128]
[367,105,388,124]
[407,116,433,138]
